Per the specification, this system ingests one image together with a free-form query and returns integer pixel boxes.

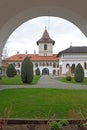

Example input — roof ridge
[37,28,55,45]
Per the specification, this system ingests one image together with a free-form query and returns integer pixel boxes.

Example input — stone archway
[42,68,49,75]
[0,0,87,66]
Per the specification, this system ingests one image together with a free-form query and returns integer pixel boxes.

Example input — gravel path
[0,75,87,90]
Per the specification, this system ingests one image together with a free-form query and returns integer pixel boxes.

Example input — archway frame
[0,1,87,65]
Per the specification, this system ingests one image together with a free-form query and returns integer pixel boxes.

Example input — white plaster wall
[60,54,87,77]
[39,43,53,56]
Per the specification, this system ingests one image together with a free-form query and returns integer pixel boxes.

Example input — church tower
[37,28,55,56]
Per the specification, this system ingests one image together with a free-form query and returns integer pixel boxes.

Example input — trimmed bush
[6,64,16,77]
[35,68,40,75]
[21,56,33,83]
[66,76,72,81]
[74,63,84,82]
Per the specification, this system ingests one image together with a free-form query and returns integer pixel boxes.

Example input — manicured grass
[0,88,87,119]
[61,77,87,85]
[0,75,40,85]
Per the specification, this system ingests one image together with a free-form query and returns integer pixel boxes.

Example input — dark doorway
[42,68,49,75]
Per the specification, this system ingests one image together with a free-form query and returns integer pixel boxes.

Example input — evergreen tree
[21,56,33,83]
[35,68,40,75]
[74,63,84,82]
[6,64,16,77]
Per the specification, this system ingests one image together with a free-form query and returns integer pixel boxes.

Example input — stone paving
[0,75,87,90]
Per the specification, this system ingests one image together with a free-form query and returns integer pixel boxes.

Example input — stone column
[0,57,2,67]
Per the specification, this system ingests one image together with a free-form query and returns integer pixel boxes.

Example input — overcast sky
[3,16,87,57]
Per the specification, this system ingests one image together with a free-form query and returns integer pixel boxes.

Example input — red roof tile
[3,54,58,62]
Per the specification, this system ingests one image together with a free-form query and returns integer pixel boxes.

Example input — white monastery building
[2,29,87,77]
[58,46,87,77]
[2,29,59,76]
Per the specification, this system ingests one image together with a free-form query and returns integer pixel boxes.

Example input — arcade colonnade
[0,0,87,66]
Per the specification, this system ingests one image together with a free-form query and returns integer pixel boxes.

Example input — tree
[6,64,16,77]
[21,56,33,83]
[74,63,84,82]
[35,68,40,75]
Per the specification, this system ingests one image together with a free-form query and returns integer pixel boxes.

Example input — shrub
[35,68,40,75]
[14,69,17,75]
[74,63,84,82]
[21,56,33,83]
[66,76,72,81]
[51,121,62,130]
[6,64,16,77]
[50,120,69,130]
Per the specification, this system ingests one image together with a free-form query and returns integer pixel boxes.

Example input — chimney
[25,50,28,55]
[17,51,19,54]
[34,50,36,55]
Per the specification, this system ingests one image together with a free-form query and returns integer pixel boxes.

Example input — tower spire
[45,26,47,30]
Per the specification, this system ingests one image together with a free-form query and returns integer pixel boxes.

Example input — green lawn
[0,88,87,119]
[0,75,40,85]
[61,77,87,85]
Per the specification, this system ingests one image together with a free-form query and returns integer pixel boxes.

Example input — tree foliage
[74,63,84,82]
[6,64,16,77]
[35,68,40,75]
[21,56,33,83]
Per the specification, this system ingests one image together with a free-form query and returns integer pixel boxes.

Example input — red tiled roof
[3,54,58,62]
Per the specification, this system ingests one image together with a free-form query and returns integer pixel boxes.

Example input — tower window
[44,44,47,50]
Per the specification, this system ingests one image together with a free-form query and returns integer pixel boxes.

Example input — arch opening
[0,4,87,64]
[42,68,49,75]
[2,16,87,58]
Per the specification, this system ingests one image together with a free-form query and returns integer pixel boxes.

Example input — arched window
[17,62,20,68]
[44,44,47,50]
[57,63,59,68]
[42,62,45,66]
[46,62,49,66]
[53,63,56,68]
[35,63,38,67]
[53,70,56,75]
[66,64,69,68]
[71,64,75,73]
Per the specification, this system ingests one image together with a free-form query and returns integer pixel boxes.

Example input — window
[53,63,56,68]
[35,63,38,67]
[53,70,56,75]
[84,62,87,69]
[71,64,75,73]
[66,64,69,68]
[57,63,59,68]
[44,44,47,50]
[46,62,49,66]
[17,62,20,68]
[42,62,45,66]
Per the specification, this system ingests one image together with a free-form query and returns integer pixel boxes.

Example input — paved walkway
[0,75,87,90]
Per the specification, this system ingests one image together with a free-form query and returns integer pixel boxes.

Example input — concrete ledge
[0,118,87,125]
